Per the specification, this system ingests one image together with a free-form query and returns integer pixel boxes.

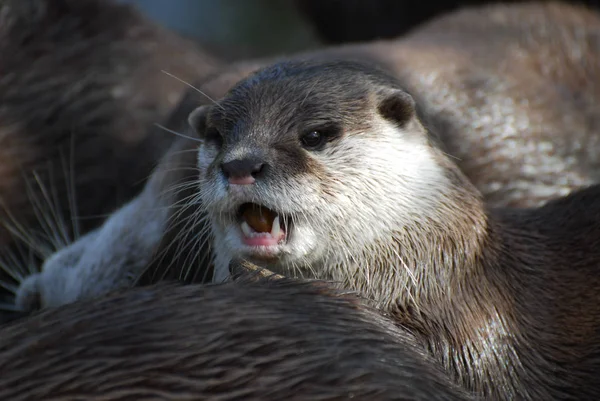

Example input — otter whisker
[0,253,26,284]
[164,193,204,228]
[0,145,83,306]
[180,222,212,282]
[31,170,71,248]
[155,166,201,176]
[165,215,203,271]
[142,206,209,282]
[21,173,60,250]
[154,123,202,143]
[0,206,45,258]
[193,235,215,283]
[64,131,80,240]
[0,243,40,304]
[160,70,223,109]
[158,180,202,201]
[0,279,18,294]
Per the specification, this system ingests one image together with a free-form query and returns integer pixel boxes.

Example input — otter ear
[188,105,211,137]
[377,89,416,128]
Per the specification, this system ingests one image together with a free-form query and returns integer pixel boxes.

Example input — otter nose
[221,157,265,185]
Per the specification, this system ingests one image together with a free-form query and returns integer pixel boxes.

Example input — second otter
[0,275,472,401]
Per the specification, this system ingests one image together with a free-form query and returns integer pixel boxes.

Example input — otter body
[0,0,220,316]
[0,277,473,401]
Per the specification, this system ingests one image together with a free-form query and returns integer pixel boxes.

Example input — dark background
[118,0,600,59]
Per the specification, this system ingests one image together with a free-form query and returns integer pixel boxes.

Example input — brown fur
[174,4,600,396]
[177,1,600,209]
[195,53,600,401]
[363,182,600,400]
[196,57,600,399]
[141,1,600,285]
[0,277,475,401]
[12,3,600,397]
[0,0,220,313]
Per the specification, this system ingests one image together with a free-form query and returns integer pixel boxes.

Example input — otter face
[191,60,448,281]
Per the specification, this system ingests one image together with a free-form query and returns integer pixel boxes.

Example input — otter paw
[229,258,285,281]
[14,274,42,312]
[13,233,94,311]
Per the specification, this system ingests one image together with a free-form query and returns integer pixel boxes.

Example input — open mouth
[237,203,288,248]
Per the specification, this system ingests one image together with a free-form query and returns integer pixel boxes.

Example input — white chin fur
[211,219,321,279]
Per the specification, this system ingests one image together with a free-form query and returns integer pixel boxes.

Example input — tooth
[241,221,253,237]
[271,215,281,238]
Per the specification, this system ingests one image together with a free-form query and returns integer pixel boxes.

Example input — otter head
[190,59,482,296]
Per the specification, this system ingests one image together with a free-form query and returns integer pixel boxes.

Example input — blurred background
[117,0,321,59]
[118,1,600,61]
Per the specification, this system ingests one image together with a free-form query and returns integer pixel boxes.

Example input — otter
[0,273,475,401]
[189,60,600,399]
[0,0,220,318]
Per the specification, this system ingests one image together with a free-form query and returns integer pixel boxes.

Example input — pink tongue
[243,236,281,247]
[239,204,285,247]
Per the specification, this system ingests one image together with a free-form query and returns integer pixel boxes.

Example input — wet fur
[194,60,600,399]
[12,3,600,397]
[1,277,474,401]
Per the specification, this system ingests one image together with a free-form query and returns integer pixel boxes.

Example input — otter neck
[315,166,519,398]
[319,161,496,310]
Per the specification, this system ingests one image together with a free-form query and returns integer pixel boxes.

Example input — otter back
[0,278,474,401]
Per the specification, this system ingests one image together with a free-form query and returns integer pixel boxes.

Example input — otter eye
[300,124,342,150]
[300,130,325,150]
[204,127,223,147]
